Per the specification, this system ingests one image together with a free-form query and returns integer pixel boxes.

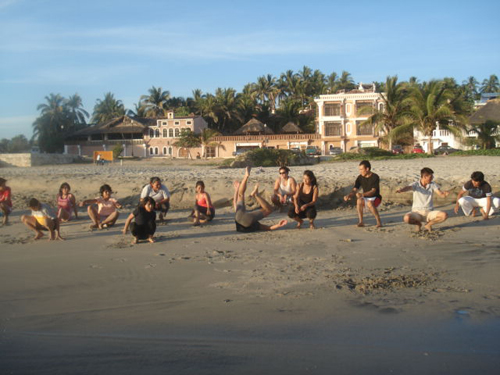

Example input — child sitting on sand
[21,198,64,240]
[122,197,156,244]
[57,182,78,222]
[80,184,121,229]
[0,177,12,226]
[191,180,215,226]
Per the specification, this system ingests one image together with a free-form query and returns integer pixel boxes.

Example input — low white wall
[0,153,80,167]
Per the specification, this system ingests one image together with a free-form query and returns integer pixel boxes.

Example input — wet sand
[1,156,499,373]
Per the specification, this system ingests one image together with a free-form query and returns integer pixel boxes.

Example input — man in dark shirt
[454,171,500,220]
[344,160,383,227]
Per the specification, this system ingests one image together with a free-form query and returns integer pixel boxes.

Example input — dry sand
[1,156,499,374]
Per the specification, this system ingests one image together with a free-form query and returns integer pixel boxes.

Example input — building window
[162,121,167,126]
[149,147,154,155]
[324,103,341,116]
[356,102,374,116]
[163,129,168,138]
[155,129,160,138]
[175,128,180,137]
[163,147,167,155]
[175,121,180,126]
[169,128,174,138]
[324,122,342,136]
[168,147,173,155]
[154,147,159,155]
[356,121,374,136]
[205,146,216,158]
[187,121,192,125]
[149,129,154,138]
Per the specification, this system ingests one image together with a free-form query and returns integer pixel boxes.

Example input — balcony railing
[213,134,321,141]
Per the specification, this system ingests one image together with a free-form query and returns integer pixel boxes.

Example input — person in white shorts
[396,167,450,231]
[454,171,499,220]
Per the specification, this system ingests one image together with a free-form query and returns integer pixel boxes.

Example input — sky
[1,0,499,139]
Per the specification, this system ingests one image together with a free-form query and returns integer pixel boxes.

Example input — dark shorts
[288,205,317,220]
[195,204,215,221]
[235,220,261,233]
[130,221,156,239]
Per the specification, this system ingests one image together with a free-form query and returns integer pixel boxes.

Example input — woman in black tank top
[288,170,318,229]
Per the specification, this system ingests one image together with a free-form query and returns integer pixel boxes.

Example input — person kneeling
[123,197,156,244]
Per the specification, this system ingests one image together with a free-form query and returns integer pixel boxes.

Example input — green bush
[112,144,123,159]
[247,148,299,167]
[333,149,434,162]
[451,149,500,156]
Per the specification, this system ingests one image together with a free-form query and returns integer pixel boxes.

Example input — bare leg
[309,219,316,229]
[131,236,138,244]
[366,202,383,227]
[404,213,422,232]
[356,197,365,227]
[58,208,70,222]
[250,184,273,217]
[424,212,447,232]
[237,166,251,203]
[233,181,240,211]
[87,205,99,228]
[102,211,119,227]
[1,203,8,225]
[147,236,155,243]
[22,215,44,240]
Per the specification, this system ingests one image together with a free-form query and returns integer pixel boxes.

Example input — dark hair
[0,177,6,185]
[470,171,484,182]
[150,177,161,184]
[28,198,40,208]
[100,184,112,195]
[141,196,156,207]
[279,166,290,174]
[420,167,434,177]
[303,170,317,186]
[196,180,205,189]
[59,182,71,196]
[359,160,371,170]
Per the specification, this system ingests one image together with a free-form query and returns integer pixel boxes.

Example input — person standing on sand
[344,160,383,228]
[140,177,171,222]
[233,166,287,232]
[396,167,450,232]
[288,170,318,229]
[454,171,500,220]
[0,177,12,226]
[271,166,297,207]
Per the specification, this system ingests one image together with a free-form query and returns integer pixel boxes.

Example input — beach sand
[1,156,499,374]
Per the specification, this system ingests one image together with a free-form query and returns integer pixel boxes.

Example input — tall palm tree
[403,80,463,154]
[213,87,241,133]
[480,74,500,93]
[337,71,356,91]
[359,76,409,149]
[33,93,70,153]
[92,92,125,124]
[462,76,479,101]
[140,86,170,117]
[66,94,89,126]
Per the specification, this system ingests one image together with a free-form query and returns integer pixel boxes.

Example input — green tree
[466,120,500,149]
[66,94,89,126]
[92,92,125,124]
[480,75,500,93]
[173,129,201,159]
[199,128,224,158]
[140,86,170,117]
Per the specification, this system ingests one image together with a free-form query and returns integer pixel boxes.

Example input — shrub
[451,149,500,156]
[112,144,123,159]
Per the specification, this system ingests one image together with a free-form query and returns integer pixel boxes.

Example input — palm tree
[33,93,70,153]
[92,93,125,124]
[337,71,356,91]
[213,88,241,133]
[462,76,479,101]
[173,129,201,159]
[403,80,463,154]
[480,75,500,93]
[140,86,170,117]
[467,120,500,149]
[359,76,409,149]
[199,128,224,158]
[66,94,89,127]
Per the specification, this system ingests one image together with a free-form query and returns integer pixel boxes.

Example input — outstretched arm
[123,213,134,234]
[396,186,412,194]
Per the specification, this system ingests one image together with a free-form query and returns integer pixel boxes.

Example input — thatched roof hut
[281,121,303,134]
[233,118,274,135]
[469,99,500,125]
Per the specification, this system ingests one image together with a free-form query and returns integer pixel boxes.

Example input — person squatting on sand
[123,197,156,244]
[343,160,383,228]
[56,182,78,222]
[397,167,450,232]
[0,177,12,226]
[141,177,171,222]
[454,171,500,220]
[80,184,122,229]
[288,170,318,229]
[191,180,215,226]
[22,198,64,240]
[271,166,297,208]
[234,166,287,232]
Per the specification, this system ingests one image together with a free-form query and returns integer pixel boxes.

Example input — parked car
[434,145,459,155]
[412,144,424,154]
[391,145,404,155]
[305,146,321,156]
[329,147,343,156]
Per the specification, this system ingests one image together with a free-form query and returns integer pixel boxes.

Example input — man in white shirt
[396,167,450,231]
[140,177,171,221]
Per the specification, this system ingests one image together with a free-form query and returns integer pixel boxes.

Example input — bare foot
[131,237,138,244]
[309,221,316,229]
[34,232,44,240]
[245,166,252,176]
[250,183,260,198]
[148,237,155,243]
[356,222,365,227]
[296,219,303,229]
[193,221,200,226]
[376,223,383,228]
[90,224,98,229]
[424,223,433,232]
[56,234,65,241]
[278,219,288,227]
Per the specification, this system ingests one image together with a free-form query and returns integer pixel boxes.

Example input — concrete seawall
[0,153,81,168]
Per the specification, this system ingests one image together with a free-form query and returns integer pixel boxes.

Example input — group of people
[0,162,498,243]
